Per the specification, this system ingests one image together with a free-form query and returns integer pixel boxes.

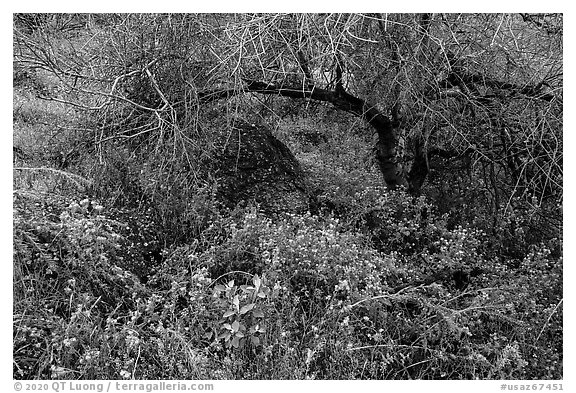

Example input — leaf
[258,287,270,299]
[253,275,261,290]
[227,280,235,288]
[223,323,232,330]
[231,336,240,348]
[214,284,226,292]
[217,332,230,340]
[231,320,240,332]
[232,295,240,310]
[235,331,245,338]
[223,309,236,318]
[239,303,255,315]
[251,336,260,346]
[252,308,264,318]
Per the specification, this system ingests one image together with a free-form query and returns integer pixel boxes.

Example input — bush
[13,192,147,378]
[13,185,562,379]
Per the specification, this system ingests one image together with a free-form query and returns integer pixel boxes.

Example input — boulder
[214,120,309,214]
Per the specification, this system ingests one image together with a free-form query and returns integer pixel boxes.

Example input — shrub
[13,192,146,378]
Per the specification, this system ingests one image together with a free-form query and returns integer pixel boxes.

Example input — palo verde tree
[202,13,562,201]
[14,13,562,209]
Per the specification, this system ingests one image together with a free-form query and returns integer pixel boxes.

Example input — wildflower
[50,365,69,378]
[80,349,100,364]
[341,316,350,327]
[62,337,77,347]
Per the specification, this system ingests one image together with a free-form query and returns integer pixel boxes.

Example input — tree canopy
[14,13,562,204]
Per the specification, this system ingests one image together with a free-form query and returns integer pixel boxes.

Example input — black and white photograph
[12,12,563,384]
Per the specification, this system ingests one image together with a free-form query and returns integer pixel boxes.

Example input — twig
[209,271,254,287]
[535,298,563,342]
[13,167,92,188]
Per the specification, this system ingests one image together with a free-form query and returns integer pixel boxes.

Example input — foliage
[13,13,562,381]
[13,192,147,378]
[210,275,270,349]
[14,192,562,379]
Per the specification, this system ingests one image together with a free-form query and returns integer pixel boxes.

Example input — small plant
[67,198,104,216]
[209,274,271,349]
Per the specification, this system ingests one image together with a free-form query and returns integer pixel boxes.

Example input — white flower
[62,337,77,347]
[50,365,69,378]
[80,198,90,209]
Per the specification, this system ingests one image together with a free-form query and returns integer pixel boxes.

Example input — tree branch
[519,13,562,35]
[197,79,407,189]
[296,51,315,89]
[335,54,345,94]
[443,71,555,102]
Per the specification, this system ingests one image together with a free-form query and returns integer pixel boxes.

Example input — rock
[214,120,309,214]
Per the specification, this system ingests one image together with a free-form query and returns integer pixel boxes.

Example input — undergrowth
[13,48,562,380]
[13,183,562,379]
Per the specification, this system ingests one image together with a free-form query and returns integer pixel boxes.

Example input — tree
[14,13,562,204]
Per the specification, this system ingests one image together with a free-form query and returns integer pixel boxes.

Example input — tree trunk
[200,80,411,190]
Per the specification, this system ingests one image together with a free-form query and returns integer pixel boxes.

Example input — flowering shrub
[13,183,562,379]
[13,193,147,378]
